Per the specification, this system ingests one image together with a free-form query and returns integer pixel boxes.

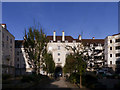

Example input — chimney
[62,31,65,41]
[92,37,95,39]
[78,35,81,40]
[1,24,6,29]
[53,31,56,41]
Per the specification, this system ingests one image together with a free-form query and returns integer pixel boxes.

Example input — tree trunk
[80,75,82,88]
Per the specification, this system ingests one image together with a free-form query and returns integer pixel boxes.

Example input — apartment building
[104,33,120,72]
[0,24,15,75]
[81,38,104,70]
[15,40,33,75]
[47,31,104,71]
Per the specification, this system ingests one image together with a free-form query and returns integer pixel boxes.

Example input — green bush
[69,72,98,88]
[21,74,49,83]
[83,74,98,88]
[69,73,80,84]
[2,74,12,80]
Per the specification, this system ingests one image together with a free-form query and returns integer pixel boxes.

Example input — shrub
[68,72,98,88]
[2,74,12,80]
[69,73,80,84]
[21,74,49,83]
[83,74,98,88]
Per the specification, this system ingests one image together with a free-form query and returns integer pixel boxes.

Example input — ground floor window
[110,61,112,65]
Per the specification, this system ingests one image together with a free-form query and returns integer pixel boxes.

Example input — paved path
[45,77,78,88]
[33,77,79,89]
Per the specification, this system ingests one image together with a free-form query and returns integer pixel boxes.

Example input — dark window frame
[58,53,60,56]
[7,36,8,41]
[110,61,112,65]
[110,40,112,43]
[110,54,112,57]
[110,47,112,50]
[116,39,120,42]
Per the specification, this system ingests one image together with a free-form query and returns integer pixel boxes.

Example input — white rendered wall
[47,42,81,68]
[105,34,120,67]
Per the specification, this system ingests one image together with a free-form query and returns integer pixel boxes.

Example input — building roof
[46,36,104,44]
[47,36,81,42]
[81,39,104,46]
[112,33,120,36]
[15,36,104,48]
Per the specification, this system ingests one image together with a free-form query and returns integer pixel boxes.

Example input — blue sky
[2,2,118,40]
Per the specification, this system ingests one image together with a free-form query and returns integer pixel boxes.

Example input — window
[110,47,112,50]
[110,54,112,57]
[2,41,4,47]
[7,36,8,41]
[17,64,19,68]
[10,39,12,43]
[116,53,120,57]
[58,46,60,50]
[116,61,120,65]
[58,53,60,56]
[17,51,19,55]
[116,39,120,42]
[17,58,19,61]
[116,46,120,50]
[110,61,112,65]
[2,33,4,38]
[58,58,60,61]
[110,40,112,43]
[10,46,12,48]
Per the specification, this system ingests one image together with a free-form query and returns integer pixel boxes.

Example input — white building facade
[1,24,15,75]
[104,33,120,72]
[47,31,81,68]
[47,31,104,70]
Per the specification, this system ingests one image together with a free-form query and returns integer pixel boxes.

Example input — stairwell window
[58,58,60,61]
[110,61,112,65]
[58,53,60,56]
[110,54,112,57]
[110,40,112,43]
[110,47,112,50]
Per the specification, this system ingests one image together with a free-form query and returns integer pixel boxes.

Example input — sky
[2,2,118,40]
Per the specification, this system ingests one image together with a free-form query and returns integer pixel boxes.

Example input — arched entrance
[54,66,62,78]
